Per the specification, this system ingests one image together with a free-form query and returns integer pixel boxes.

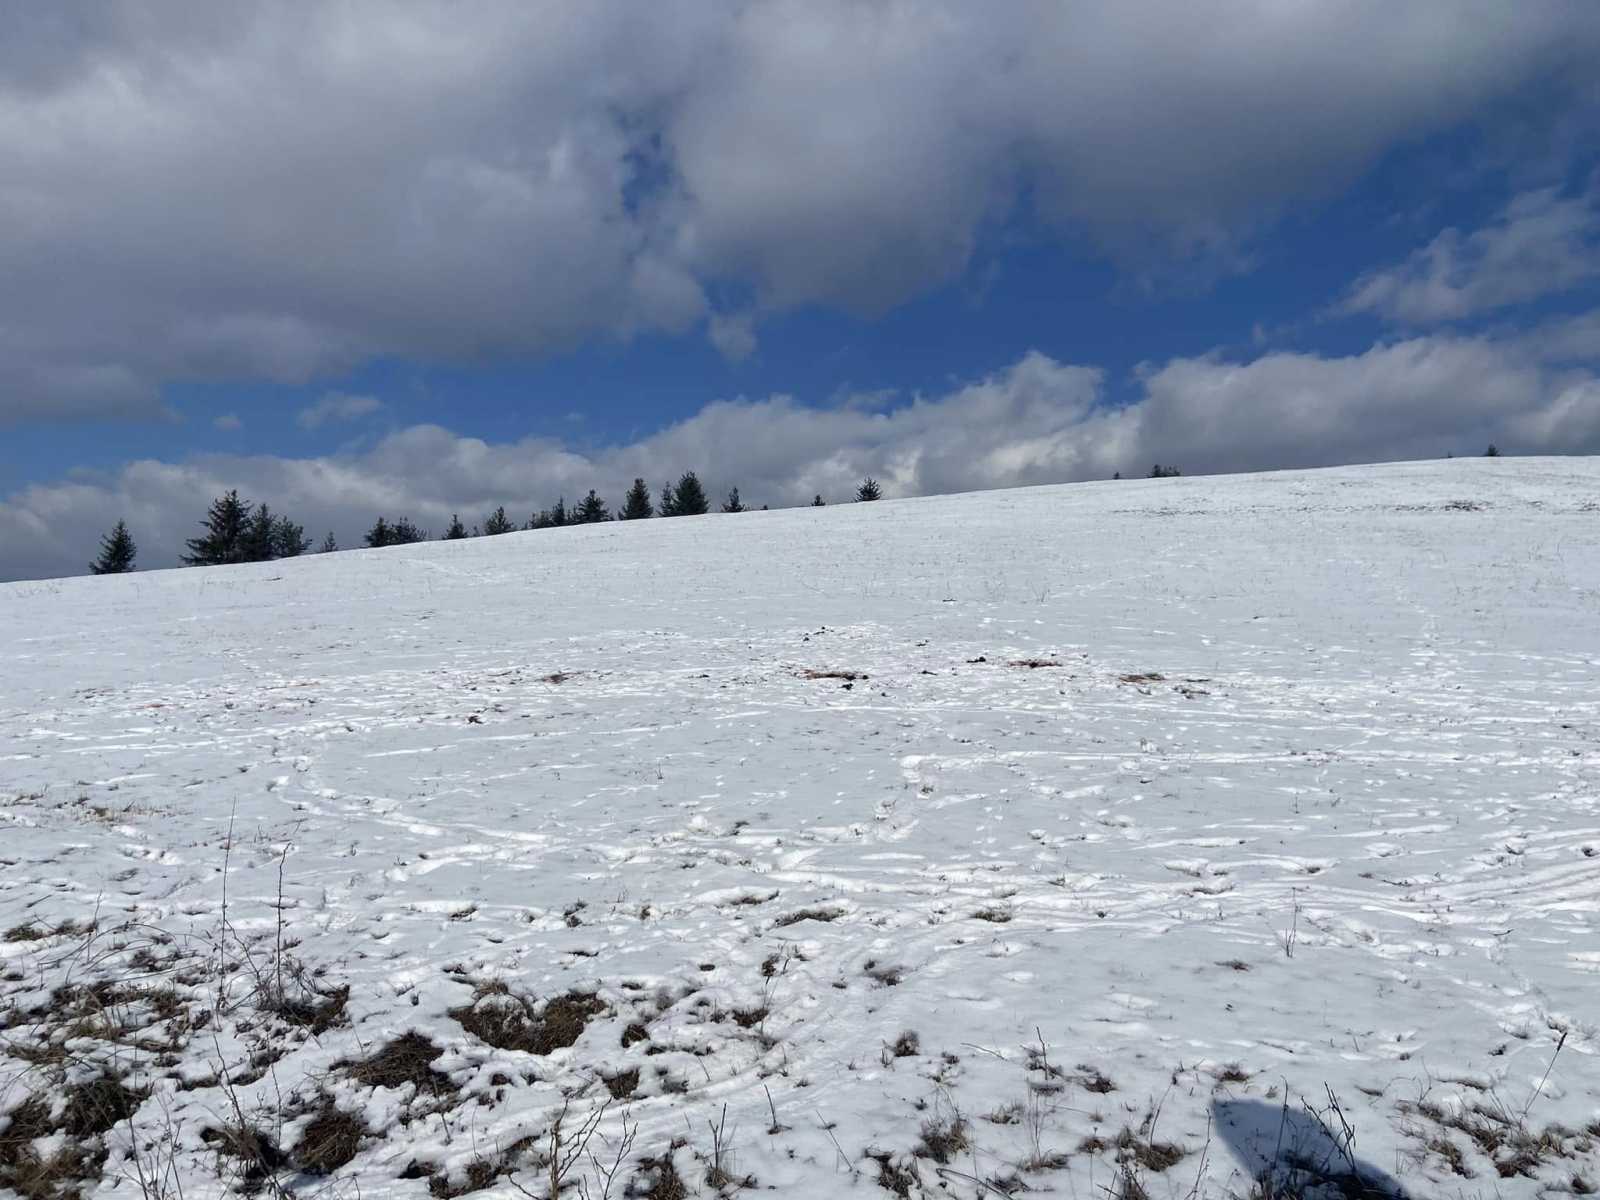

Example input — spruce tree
[271,515,311,558]
[90,520,137,575]
[364,517,392,548]
[483,506,515,536]
[855,477,882,502]
[319,531,338,553]
[573,490,610,523]
[548,497,567,527]
[240,504,277,562]
[620,478,654,520]
[389,517,426,544]
[183,490,252,565]
[721,487,745,513]
[671,471,709,516]
[658,481,678,517]
[811,494,826,507]
[1485,443,1500,457]
[444,514,468,539]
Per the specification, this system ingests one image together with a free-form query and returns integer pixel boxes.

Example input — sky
[3,1,1600,581]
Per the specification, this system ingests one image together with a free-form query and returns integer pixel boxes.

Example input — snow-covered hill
[3,458,1599,1199]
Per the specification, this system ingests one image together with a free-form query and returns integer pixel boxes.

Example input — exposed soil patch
[1008,659,1061,669]
[800,669,866,681]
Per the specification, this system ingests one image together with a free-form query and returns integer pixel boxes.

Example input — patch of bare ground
[772,905,843,928]
[345,1031,457,1092]
[1008,658,1061,669]
[452,987,606,1055]
[295,1104,367,1175]
[799,668,867,681]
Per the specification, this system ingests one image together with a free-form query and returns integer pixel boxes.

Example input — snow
[2,457,1598,1198]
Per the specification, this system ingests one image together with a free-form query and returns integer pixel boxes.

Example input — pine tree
[855,477,882,502]
[658,481,679,517]
[1485,443,1500,457]
[549,497,567,527]
[620,478,654,520]
[671,471,709,516]
[811,494,826,507]
[573,490,610,523]
[183,490,252,565]
[319,531,338,553]
[1113,471,1121,480]
[721,487,745,513]
[1149,464,1181,478]
[271,516,311,558]
[90,520,137,575]
[364,517,392,548]
[444,514,468,539]
[483,506,515,536]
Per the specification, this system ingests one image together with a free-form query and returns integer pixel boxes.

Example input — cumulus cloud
[3,2,1598,424]
[5,316,1597,582]
[1341,180,1600,324]
[296,392,384,429]
[213,413,243,432]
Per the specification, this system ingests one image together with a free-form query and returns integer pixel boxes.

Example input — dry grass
[604,1068,641,1099]
[452,988,606,1055]
[772,906,844,928]
[346,1031,456,1092]
[915,1115,969,1164]
[296,1105,366,1175]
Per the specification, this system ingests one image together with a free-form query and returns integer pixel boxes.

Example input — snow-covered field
[3,458,1599,1200]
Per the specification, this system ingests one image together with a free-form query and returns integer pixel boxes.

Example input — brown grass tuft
[347,1031,456,1092]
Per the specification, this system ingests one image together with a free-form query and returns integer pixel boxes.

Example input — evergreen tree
[620,478,654,520]
[721,487,745,513]
[483,506,516,536]
[671,471,709,515]
[319,531,338,553]
[811,494,826,507]
[183,490,252,565]
[1149,464,1182,478]
[90,520,137,575]
[240,504,277,562]
[1485,443,1500,457]
[658,481,679,517]
[1113,471,1121,480]
[271,515,311,558]
[389,517,427,544]
[549,496,567,527]
[573,490,610,523]
[855,477,882,502]
[444,514,468,539]
[364,517,392,548]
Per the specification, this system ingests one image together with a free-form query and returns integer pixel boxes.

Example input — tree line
[82,443,1511,575]
[87,472,887,574]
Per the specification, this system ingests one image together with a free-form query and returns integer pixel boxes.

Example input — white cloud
[1341,180,1600,324]
[2,2,1597,424]
[213,413,243,431]
[5,317,1597,581]
[296,393,384,429]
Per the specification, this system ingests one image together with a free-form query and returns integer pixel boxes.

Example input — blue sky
[2,3,1599,579]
